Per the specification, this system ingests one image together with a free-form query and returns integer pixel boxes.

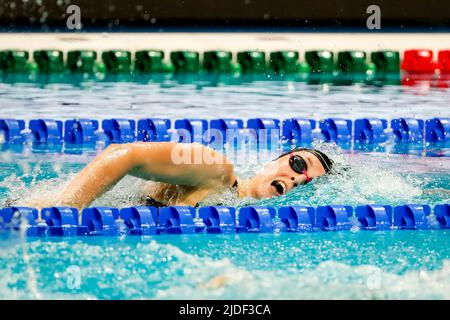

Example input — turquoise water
[0,149,449,299]
[0,77,449,299]
[1,148,449,209]
[0,230,449,299]
[1,75,450,121]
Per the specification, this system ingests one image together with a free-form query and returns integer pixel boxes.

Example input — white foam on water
[313,150,423,205]
[0,238,448,300]
[156,259,450,300]
[0,143,447,209]
[255,144,433,208]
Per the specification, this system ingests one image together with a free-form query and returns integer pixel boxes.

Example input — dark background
[0,0,449,32]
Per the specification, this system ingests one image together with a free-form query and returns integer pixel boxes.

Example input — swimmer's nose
[290,176,304,187]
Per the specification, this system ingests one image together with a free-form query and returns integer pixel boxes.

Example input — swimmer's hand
[200,274,228,290]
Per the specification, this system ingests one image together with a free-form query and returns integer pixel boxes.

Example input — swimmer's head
[245,148,334,199]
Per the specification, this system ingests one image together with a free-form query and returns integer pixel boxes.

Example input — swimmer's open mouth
[271,180,286,196]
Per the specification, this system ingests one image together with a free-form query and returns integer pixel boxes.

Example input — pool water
[0,76,449,299]
[0,230,449,299]
[1,75,449,121]
[0,148,449,209]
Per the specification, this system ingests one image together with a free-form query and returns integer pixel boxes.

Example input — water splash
[255,145,430,208]
[0,235,448,299]
[0,145,448,209]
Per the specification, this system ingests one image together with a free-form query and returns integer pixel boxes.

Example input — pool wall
[2,33,450,53]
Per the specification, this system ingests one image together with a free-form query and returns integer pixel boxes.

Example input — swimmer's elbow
[104,143,126,152]
[102,143,136,168]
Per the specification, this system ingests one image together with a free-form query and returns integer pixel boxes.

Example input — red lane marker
[401,49,436,74]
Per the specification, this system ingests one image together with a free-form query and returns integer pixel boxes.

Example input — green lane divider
[0,50,30,72]
[237,51,266,73]
[33,50,64,73]
[203,50,233,73]
[135,50,174,73]
[269,50,299,74]
[0,49,404,85]
[270,51,300,74]
[336,51,377,84]
[304,50,335,73]
[101,50,132,73]
[370,50,401,85]
[337,51,368,73]
[170,51,200,73]
[371,50,400,73]
[67,50,97,73]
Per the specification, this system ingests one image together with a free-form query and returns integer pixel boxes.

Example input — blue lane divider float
[0,206,47,236]
[434,204,450,228]
[174,119,208,143]
[81,206,121,236]
[393,204,431,229]
[120,206,158,235]
[229,128,259,147]
[281,118,316,145]
[391,118,424,143]
[278,205,315,231]
[64,119,99,144]
[209,118,244,146]
[315,205,353,231]
[41,207,79,236]
[102,119,136,143]
[354,118,388,144]
[237,206,277,232]
[209,119,244,134]
[355,205,392,230]
[0,119,25,143]
[158,206,197,234]
[29,119,63,143]
[247,118,280,145]
[198,206,236,233]
[0,117,448,156]
[318,118,353,145]
[426,118,450,143]
[0,203,448,237]
[137,118,171,142]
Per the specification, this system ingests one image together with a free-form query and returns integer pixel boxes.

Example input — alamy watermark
[66,265,82,290]
[169,128,283,167]
[366,5,381,30]
[64,4,381,31]
[366,267,382,290]
[66,5,82,30]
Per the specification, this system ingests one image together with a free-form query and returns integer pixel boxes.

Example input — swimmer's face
[247,151,326,199]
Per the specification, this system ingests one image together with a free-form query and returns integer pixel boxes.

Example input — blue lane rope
[0,204,448,237]
[0,117,448,154]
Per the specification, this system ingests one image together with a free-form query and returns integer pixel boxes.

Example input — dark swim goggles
[289,154,312,183]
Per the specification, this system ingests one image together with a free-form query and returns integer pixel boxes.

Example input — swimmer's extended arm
[57,142,235,209]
